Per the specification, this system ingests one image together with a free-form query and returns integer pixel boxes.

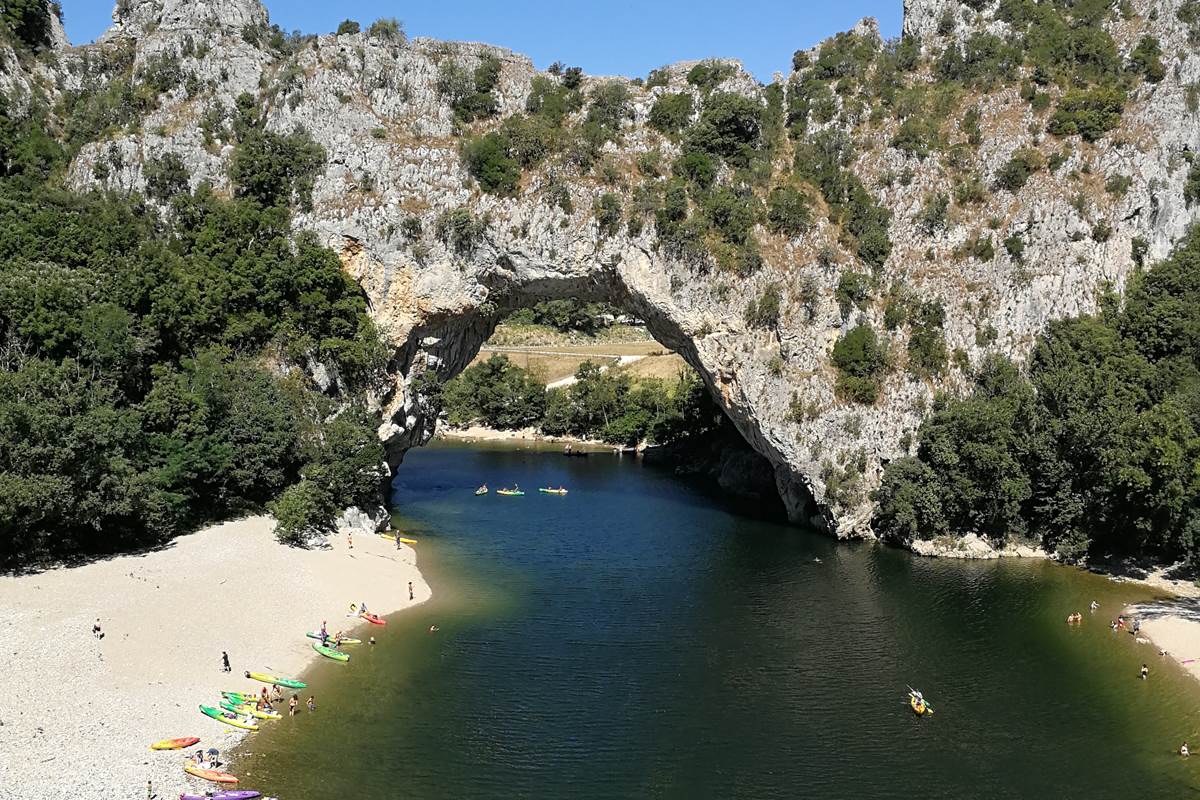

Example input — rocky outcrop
[27,0,1200,537]
[908,533,1048,560]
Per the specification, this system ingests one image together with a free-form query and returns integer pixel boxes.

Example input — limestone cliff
[18,0,1200,536]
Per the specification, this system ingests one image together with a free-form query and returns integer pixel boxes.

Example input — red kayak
[361,612,386,625]
[184,764,238,783]
[150,736,200,750]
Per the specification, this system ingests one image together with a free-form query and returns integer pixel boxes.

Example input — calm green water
[239,442,1200,798]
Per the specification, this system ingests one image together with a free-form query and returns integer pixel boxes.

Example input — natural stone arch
[358,242,826,531]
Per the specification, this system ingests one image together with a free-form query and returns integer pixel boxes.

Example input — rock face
[29,0,1200,536]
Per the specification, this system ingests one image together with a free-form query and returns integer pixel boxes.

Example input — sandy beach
[0,517,430,800]
[437,424,619,450]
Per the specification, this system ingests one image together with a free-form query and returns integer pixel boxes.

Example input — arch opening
[378,269,818,527]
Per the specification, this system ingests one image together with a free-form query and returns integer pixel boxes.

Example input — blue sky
[58,1,900,81]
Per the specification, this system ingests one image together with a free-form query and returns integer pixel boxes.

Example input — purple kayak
[179,792,260,800]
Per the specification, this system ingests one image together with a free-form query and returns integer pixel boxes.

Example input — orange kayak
[184,764,238,783]
[150,736,199,750]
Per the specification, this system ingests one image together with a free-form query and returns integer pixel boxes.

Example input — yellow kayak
[379,533,418,544]
[244,671,306,689]
[222,700,281,720]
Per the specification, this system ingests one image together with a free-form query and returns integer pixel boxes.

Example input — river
[238,441,1200,798]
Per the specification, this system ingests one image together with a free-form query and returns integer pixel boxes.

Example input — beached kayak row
[0,517,430,799]
[149,607,398,795]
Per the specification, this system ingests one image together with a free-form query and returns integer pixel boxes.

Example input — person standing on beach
[396,534,402,551]
[348,531,353,550]
[409,581,414,601]
[92,619,103,639]
[221,651,231,672]
[289,695,298,716]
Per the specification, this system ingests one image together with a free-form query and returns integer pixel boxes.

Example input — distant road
[478,346,649,389]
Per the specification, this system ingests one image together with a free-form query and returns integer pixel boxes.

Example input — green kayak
[305,631,361,645]
[221,690,261,703]
[312,641,350,662]
[199,704,258,731]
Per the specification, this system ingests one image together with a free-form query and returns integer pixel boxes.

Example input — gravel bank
[0,517,429,799]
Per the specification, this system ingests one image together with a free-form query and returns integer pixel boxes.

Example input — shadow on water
[237,441,1200,799]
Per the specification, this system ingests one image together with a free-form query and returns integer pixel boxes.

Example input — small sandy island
[0,516,429,800]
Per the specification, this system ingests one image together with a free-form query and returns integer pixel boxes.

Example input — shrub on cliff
[1047,86,1126,142]
[685,92,762,167]
[462,132,520,195]
[906,300,948,378]
[993,147,1044,192]
[367,18,405,42]
[649,92,694,136]
[745,284,782,329]
[435,207,487,254]
[1,0,52,51]
[230,127,326,210]
[832,325,884,403]
[766,185,813,236]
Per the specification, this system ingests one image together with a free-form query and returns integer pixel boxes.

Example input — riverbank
[436,423,621,451]
[0,516,430,800]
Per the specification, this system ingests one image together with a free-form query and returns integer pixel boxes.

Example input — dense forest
[874,228,1200,565]
[0,16,389,568]
[440,354,721,448]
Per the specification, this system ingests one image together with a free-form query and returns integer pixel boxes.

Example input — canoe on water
[909,695,934,716]
[361,612,386,625]
[539,488,568,495]
[149,736,199,750]
[497,489,525,496]
[312,641,351,661]
[305,631,361,645]
[199,705,259,731]
[180,792,260,800]
[475,487,488,495]
[244,671,306,689]
[183,763,238,783]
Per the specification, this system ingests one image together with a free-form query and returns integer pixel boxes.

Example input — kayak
[149,736,199,750]
[199,705,259,731]
[497,489,524,496]
[220,700,281,720]
[183,763,238,783]
[379,533,418,544]
[910,695,934,716]
[475,487,488,495]
[312,641,350,661]
[361,612,386,625]
[305,632,361,645]
[180,792,260,800]
[539,488,568,495]
[221,691,263,704]
[245,671,306,689]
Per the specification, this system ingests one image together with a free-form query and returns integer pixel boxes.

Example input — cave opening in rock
[379,274,811,524]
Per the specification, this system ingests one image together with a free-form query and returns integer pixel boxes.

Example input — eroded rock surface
[19,0,1200,535]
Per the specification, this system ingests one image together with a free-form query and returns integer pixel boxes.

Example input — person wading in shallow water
[289,695,298,716]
